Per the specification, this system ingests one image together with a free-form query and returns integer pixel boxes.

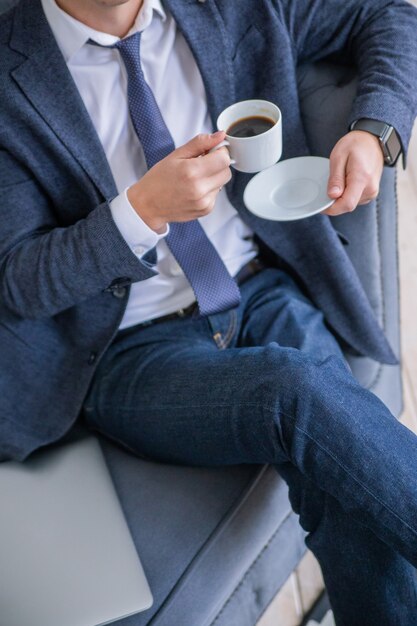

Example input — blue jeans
[85,268,417,625]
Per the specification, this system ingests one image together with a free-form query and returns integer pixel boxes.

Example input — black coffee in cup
[227,115,275,138]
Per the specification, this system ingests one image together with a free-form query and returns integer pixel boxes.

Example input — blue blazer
[1,0,417,461]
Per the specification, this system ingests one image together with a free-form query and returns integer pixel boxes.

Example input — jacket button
[88,352,97,365]
[112,286,127,298]
[104,278,131,297]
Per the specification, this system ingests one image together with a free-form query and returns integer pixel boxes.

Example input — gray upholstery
[100,442,305,626]
[0,0,402,619]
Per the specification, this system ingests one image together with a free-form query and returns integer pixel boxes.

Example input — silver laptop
[0,436,153,626]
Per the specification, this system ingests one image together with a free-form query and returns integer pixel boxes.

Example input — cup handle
[208,140,236,165]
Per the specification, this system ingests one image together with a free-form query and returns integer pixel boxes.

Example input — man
[1,0,417,622]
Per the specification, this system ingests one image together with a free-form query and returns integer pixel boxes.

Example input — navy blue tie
[108,32,241,316]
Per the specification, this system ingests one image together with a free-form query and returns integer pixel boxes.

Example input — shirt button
[171,262,183,277]
[88,352,97,365]
[133,245,145,256]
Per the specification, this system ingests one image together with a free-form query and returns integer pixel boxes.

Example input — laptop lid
[0,436,153,626]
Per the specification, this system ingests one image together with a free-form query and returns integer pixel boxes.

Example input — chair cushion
[99,438,305,626]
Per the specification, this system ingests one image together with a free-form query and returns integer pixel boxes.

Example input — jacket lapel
[10,0,233,196]
[9,0,117,201]
[164,0,236,126]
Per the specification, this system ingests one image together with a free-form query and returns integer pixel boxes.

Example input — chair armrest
[297,62,402,415]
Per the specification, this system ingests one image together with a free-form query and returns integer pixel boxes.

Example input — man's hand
[324,130,384,216]
[127,131,232,233]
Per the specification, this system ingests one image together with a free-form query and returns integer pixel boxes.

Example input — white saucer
[243,156,335,221]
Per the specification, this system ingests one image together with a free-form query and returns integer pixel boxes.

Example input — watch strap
[351,118,402,166]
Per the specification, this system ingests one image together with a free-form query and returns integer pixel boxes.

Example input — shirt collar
[41,0,166,63]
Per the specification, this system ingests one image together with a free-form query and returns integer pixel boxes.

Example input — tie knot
[113,32,142,69]
[114,31,141,53]
[88,32,142,59]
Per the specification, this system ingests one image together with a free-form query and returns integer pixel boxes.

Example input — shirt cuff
[109,188,169,258]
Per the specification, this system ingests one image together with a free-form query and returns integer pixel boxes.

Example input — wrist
[127,183,168,234]
[350,129,384,164]
[350,119,402,166]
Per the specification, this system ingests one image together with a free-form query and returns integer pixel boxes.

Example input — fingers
[325,176,365,216]
[176,144,232,198]
[186,167,232,206]
[188,188,220,218]
[357,178,380,205]
[325,133,382,216]
[203,167,233,195]
[325,164,381,215]
[174,134,232,202]
[176,131,226,159]
[187,163,233,216]
[327,149,347,200]
[199,146,232,176]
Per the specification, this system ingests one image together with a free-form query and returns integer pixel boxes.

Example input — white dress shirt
[41,0,257,327]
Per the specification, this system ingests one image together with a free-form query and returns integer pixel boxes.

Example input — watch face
[386,127,402,165]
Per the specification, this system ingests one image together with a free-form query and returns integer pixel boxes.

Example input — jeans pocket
[209,309,238,349]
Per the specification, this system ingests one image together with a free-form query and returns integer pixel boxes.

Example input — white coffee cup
[215,100,282,173]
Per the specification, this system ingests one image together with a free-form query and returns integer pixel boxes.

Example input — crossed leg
[85,268,417,624]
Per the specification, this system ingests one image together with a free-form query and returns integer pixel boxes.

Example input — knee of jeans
[260,346,349,406]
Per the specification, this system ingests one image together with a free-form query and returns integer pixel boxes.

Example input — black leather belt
[235,256,266,286]
[135,256,267,329]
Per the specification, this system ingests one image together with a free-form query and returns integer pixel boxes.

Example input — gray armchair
[96,63,401,626]
[0,0,401,617]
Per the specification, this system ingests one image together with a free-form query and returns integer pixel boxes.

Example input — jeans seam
[98,401,265,413]
[221,309,238,349]
[288,416,417,540]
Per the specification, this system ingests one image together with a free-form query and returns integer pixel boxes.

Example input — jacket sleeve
[277,0,417,153]
[0,149,157,320]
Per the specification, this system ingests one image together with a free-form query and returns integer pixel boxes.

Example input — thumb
[176,131,226,159]
[327,151,347,199]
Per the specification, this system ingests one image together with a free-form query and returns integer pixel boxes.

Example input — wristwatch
[350,119,402,166]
